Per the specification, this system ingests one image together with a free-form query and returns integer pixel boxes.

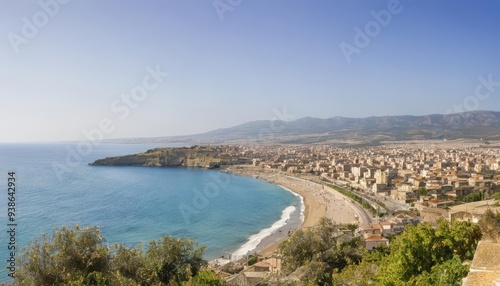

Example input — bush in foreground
[279,218,364,285]
[333,219,481,286]
[15,226,224,286]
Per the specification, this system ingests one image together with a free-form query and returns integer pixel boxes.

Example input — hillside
[105,110,500,144]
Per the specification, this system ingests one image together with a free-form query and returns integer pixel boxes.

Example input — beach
[226,166,372,258]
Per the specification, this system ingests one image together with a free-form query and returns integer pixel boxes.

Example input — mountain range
[109,110,500,145]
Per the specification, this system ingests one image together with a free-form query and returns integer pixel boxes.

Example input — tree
[333,254,380,286]
[414,187,428,197]
[247,254,260,266]
[186,270,225,286]
[492,192,500,201]
[16,226,219,286]
[112,244,148,284]
[144,236,207,285]
[280,218,364,285]
[16,225,111,285]
[340,223,358,232]
[434,218,482,261]
[280,228,319,273]
[376,219,481,285]
[410,255,469,286]
[460,191,483,203]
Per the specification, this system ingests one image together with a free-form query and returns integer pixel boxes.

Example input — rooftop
[449,200,500,215]
[463,241,500,286]
[365,234,389,242]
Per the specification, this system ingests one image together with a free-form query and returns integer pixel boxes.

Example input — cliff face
[90,146,245,168]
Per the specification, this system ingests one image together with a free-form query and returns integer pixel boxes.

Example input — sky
[1,0,500,142]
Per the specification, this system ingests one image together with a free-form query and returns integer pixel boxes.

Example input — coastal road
[325,185,373,226]
[374,195,408,213]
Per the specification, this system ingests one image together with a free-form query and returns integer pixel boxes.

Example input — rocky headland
[89,145,250,169]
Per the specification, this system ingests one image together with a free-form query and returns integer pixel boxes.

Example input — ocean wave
[231,205,296,260]
[278,185,305,224]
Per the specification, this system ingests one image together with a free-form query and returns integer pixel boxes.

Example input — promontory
[89,145,251,168]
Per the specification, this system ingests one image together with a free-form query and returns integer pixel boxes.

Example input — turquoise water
[0,143,299,281]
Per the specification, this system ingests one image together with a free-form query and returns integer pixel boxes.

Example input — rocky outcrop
[90,146,249,169]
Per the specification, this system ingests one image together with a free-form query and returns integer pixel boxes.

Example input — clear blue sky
[1,0,500,142]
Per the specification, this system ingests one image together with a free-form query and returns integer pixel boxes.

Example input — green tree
[247,254,260,266]
[144,236,207,285]
[376,219,481,285]
[16,225,111,285]
[16,226,220,286]
[339,223,358,232]
[414,187,428,197]
[280,228,319,273]
[187,270,225,286]
[280,218,364,285]
[434,219,482,261]
[460,191,483,202]
[411,255,469,286]
[333,252,383,286]
[492,192,500,201]
[112,244,149,284]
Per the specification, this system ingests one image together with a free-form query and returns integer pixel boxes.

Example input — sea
[0,143,302,281]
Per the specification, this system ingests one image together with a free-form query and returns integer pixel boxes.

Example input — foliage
[492,191,500,201]
[247,254,259,266]
[375,219,481,285]
[478,209,500,242]
[332,249,386,286]
[280,218,364,286]
[187,270,225,286]
[16,225,111,285]
[339,223,358,232]
[414,187,428,197]
[331,219,481,286]
[145,236,207,285]
[410,255,469,286]
[280,227,324,273]
[459,191,483,202]
[16,226,220,286]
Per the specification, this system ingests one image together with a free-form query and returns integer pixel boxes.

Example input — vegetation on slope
[332,217,500,286]
[14,211,500,285]
[279,218,365,285]
[15,226,224,286]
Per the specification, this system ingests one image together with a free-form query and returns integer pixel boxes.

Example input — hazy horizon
[2,1,500,142]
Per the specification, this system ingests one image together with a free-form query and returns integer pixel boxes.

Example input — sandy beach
[226,166,372,258]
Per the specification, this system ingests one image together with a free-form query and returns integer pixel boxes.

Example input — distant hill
[107,110,500,145]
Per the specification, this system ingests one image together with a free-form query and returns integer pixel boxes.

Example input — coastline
[225,166,371,259]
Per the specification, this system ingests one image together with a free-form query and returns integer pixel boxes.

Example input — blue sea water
[0,143,300,281]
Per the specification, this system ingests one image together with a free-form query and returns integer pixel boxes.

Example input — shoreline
[224,166,371,259]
